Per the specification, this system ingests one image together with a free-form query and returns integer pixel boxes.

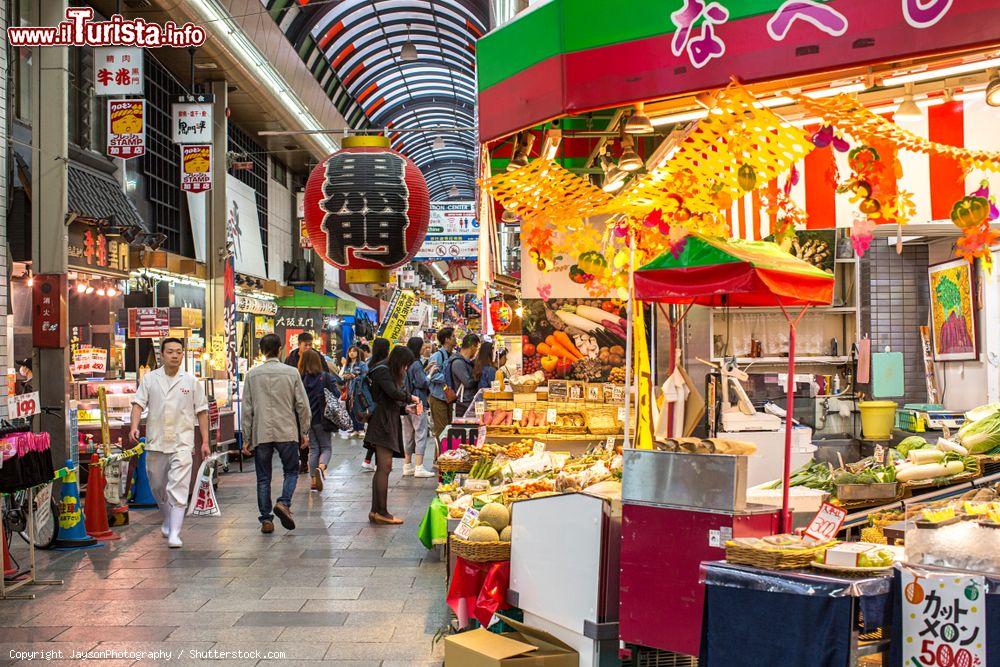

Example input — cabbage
[965,403,1000,423]
[897,436,929,458]
[957,410,1000,454]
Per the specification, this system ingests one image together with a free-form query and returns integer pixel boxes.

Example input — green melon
[478,503,510,531]
[468,525,500,542]
[500,525,512,542]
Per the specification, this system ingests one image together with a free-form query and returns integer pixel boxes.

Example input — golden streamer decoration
[482,158,614,225]
[797,94,1000,171]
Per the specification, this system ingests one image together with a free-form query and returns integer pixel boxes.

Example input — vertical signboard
[171,95,214,144]
[107,99,146,159]
[180,144,213,192]
[93,47,143,96]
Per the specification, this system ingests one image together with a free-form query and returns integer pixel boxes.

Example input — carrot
[554,331,583,359]
[537,342,552,356]
[549,342,578,362]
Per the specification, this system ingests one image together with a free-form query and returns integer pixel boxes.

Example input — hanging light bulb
[106,284,118,297]
[26,272,33,287]
[625,102,654,135]
[96,285,106,296]
[449,184,460,197]
[501,208,518,223]
[618,134,643,172]
[508,131,534,170]
[895,84,922,118]
[400,23,418,62]
[432,136,446,150]
[986,70,1000,107]
[85,285,95,295]
[600,152,626,193]
[76,282,88,293]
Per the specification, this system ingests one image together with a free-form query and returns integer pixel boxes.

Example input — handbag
[323,375,352,431]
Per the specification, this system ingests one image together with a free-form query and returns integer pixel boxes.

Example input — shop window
[11,0,34,123]
[271,157,288,188]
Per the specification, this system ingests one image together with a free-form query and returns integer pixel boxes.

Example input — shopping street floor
[0,439,449,666]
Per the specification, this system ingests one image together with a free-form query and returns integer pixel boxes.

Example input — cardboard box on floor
[444,614,579,666]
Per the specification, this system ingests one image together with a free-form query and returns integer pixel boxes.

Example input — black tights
[370,446,393,517]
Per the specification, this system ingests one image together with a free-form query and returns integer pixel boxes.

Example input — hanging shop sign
[93,47,143,96]
[236,294,278,316]
[106,99,145,159]
[302,136,429,283]
[171,95,214,144]
[32,274,67,349]
[900,564,987,667]
[127,307,170,338]
[71,347,108,376]
[180,144,212,192]
[67,222,130,278]
[275,308,322,332]
[413,235,479,261]
[415,201,478,261]
[476,0,999,141]
[375,289,416,343]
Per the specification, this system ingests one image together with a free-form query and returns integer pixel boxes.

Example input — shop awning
[634,235,834,307]
[275,289,341,314]
[67,164,146,231]
[324,287,360,317]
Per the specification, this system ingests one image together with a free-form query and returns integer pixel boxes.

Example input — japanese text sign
[107,99,145,159]
[180,144,212,192]
[128,307,170,338]
[803,502,847,543]
[455,507,480,540]
[375,289,416,343]
[901,564,987,667]
[171,98,213,144]
[93,47,143,95]
[32,274,67,349]
[8,391,40,420]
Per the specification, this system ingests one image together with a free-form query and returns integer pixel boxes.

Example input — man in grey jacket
[241,334,312,534]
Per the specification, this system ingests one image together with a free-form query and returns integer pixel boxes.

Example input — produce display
[522,298,628,381]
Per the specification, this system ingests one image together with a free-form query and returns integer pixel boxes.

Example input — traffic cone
[130,447,157,508]
[84,454,120,541]
[52,460,100,550]
[2,530,16,577]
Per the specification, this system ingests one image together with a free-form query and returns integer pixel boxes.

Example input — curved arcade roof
[263,0,488,201]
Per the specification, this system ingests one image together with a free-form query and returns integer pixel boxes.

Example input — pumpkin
[951,196,990,230]
[577,251,608,277]
[737,164,757,192]
[568,265,589,284]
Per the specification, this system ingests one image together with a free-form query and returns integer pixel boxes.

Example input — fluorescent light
[650,109,708,126]
[187,0,339,155]
[756,95,795,108]
[803,82,867,98]
[882,57,1000,86]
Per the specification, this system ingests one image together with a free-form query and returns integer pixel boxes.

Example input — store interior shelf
[710,305,858,314]
[709,356,850,365]
[485,432,624,442]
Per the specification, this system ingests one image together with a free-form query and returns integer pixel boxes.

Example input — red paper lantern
[490,300,512,331]
[303,136,429,282]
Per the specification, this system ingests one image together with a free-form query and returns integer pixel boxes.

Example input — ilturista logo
[7,7,206,48]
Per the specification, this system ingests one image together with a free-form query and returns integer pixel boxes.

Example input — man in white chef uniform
[129,338,210,548]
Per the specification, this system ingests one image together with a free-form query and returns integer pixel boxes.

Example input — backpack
[350,371,376,424]
[444,355,471,406]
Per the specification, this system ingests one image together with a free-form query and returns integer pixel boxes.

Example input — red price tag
[804,502,847,543]
[7,391,40,419]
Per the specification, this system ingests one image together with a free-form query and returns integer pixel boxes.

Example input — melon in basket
[478,503,510,532]
[468,525,500,542]
[500,526,512,542]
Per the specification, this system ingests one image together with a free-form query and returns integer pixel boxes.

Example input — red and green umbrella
[634,234,834,307]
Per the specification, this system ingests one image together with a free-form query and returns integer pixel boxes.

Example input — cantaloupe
[500,526,512,542]
[468,525,500,542]
[478,503,510,531]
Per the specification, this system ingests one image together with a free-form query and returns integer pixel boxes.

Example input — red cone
[84,454,120,541]
[2,529,16,577]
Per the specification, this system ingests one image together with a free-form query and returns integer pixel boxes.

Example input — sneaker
[361,460,376,472]
[402,463,415,476]
[273,502,296,530]
[261,520,274,534]
[413,467,435,478]
[313,467,324,492]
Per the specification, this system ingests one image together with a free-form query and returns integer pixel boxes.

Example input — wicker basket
[517,426,550,435]
[725,540,837,570]
[450,535,511,563]
[436,458,473,473]
[511,381,540,394]
[551,426,587,435]
[487,425,518,435]
[588,426,620,436]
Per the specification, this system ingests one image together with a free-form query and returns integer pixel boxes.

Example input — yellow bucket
[859,401,897,439]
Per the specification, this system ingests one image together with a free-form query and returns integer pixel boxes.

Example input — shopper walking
[241,334,312,534]
[365,345,420,525]
[129,338,210,549]
[427,327,456,445]
[402,337,434,478]
[285,331,330,372]
[448,333,480,419]
[341,346,367,438]
[360,338,390,471]
[299,348,339,492]
[475,340,497,390]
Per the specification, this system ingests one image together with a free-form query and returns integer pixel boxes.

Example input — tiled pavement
[0,439,449,665]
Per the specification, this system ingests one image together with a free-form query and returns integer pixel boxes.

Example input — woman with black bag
[299,349,340,492]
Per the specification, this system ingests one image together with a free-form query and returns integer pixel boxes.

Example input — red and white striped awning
[725,97,998,240]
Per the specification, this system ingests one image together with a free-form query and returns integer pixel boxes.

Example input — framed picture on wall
[927,258,978,362]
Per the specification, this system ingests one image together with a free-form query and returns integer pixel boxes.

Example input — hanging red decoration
[302,136,430,282]
[489,300,513,331]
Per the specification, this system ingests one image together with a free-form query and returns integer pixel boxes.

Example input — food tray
[811,561,895,574]
[550,426,587,435]
[486,425,517,435]
[436,459,473,473]
[836,482,899,501]
[914,516,962,529]
[450,535,510,563]
[902,460,981,491]
[725,541,836,570]
[516,426,549,435]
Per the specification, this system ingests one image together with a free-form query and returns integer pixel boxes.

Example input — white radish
[895,460,965,482]
[555,310,600,332]
[575,305,625,328]
[909,449,946,465]
[936,438,969,456]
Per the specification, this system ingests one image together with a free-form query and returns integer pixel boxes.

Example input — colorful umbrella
[633,234,834,532]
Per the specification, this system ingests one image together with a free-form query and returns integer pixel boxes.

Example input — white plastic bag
[187,453,224,517]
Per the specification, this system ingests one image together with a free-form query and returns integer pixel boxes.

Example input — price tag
[474,401,485,417]
[512,408,523,422]
[874,444,887,465]
[546,408,557,423]
[803,502,848,543]
[455,507,480,539]
[617,406,626,421]
[7,391,40,419]
[605,436,617,451]
[463,478,490,491]
[533,441,546,455]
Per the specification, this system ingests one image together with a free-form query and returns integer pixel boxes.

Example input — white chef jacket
[131,367,209,454]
